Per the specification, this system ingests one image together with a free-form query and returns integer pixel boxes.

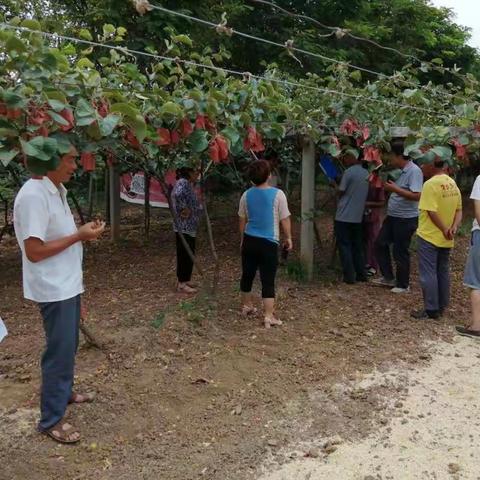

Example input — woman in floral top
[172,168,202,293]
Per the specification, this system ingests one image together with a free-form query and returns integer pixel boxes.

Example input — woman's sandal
[177,283,197,294]
[69,392,95,404]
[264,316,283,329]
[42,419,81,444]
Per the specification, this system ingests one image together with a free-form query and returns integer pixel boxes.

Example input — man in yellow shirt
[411,159,462,320]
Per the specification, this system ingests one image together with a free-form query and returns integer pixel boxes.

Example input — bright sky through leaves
[431,0,480,49]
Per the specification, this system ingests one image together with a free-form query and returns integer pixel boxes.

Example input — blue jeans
[38,295,81,431]
[417,237,450,312]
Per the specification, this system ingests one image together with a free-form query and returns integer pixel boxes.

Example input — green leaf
[50,134,73,154]
[20,136,58,161]
[5,36,27,53]
[160,101,183,118]
[48,110,70,126]
[0,148,18,166]
[45,91,68,104]
[20,19,41,30]
[124,115,147,143]
[2,91,24,108]
[76,116,96,127]
[110,103,140,119]
[117,27,127,37]
[103,24,116,35]
[47,99,66,112]
[98,114,121,136]
[221,127,240,146]
[349,70,362,82]
[79,29,93,41]
[188,129,209,153]
[76,98,96,118]
[77,58,95,69]
[431,146,452,161]
[173,34,193,47]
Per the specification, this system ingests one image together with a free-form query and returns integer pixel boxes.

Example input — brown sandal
[42,419,81,444]
[69,392,95,404]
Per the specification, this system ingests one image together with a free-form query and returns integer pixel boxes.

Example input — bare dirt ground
[0,205,473,480]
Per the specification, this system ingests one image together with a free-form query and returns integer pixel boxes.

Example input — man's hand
[284,238,293,251]
[78,221,105,241]
[180,208,191,220]
[443,228,453,241]
[384,181,399,193]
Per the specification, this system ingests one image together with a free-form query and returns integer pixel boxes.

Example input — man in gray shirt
[334,152,369,284]
[374,139,423,293]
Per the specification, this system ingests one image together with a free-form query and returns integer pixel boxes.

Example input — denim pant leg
[375,217,395,281]
[392,217,418,289]
[418,237,440,311]
[437,247,451,311]
[335,221,356,283]
[38,295,81,431]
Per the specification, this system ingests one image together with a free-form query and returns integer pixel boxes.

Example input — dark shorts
[464,230,480,290]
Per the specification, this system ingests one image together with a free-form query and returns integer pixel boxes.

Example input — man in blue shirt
[374,139,424,293]
[334,151,369,284]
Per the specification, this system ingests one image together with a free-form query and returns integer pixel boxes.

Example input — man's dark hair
[248,160,271,186]
[176,167,194,180]
[434,159,446,169]
[390,138,408,159]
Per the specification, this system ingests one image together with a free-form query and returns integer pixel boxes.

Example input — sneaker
[367,267,377,277]
[391,287,410,294]
[455,326,480,338]
[411,309,439,320]
[372,277,396,287]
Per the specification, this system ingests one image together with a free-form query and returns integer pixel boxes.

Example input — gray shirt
[335,164,369,223]
[387,161,423,218]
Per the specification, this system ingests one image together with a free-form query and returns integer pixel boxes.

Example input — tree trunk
[68,190,86,225]
[87,173,94,221]
[200,161,220,294]
[104,167,110,223]
[144,171,151,239]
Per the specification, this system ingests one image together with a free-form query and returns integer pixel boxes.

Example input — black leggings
[240,234,278,298]
[176,233,196,283]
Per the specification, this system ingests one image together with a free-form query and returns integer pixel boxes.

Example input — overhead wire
[0,23,451,118]
[250,0,476,85]
[148,3,471,104]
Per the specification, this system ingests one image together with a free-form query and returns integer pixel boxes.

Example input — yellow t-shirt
[418,174,462,248]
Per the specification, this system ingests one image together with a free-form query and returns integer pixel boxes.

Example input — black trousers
[334,221,366,284]
[240,234,278,298]
[374,216,418,289]
[176,233,196,283]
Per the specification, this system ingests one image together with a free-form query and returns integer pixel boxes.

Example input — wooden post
[109,165,120,242]
[301,136,316,280]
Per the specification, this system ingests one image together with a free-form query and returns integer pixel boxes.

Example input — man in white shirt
[457,175,480,338]
[14,147,105,443]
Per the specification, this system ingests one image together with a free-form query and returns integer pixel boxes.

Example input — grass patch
[151,312,166,330]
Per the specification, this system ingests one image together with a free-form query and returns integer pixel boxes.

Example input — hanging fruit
[81,152,96,172]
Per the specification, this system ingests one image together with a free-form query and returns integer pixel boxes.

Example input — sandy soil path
[258,337,480,480]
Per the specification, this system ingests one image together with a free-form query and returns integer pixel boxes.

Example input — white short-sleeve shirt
[471,175,480,232]
[13,177,84,303]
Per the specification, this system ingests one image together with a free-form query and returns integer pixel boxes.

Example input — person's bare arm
[366,201,384,208]
[449,209,463,236]
[280,217,293,250]
[427,211,450,240]
[384,181,421,201]
[24,221,105,263]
